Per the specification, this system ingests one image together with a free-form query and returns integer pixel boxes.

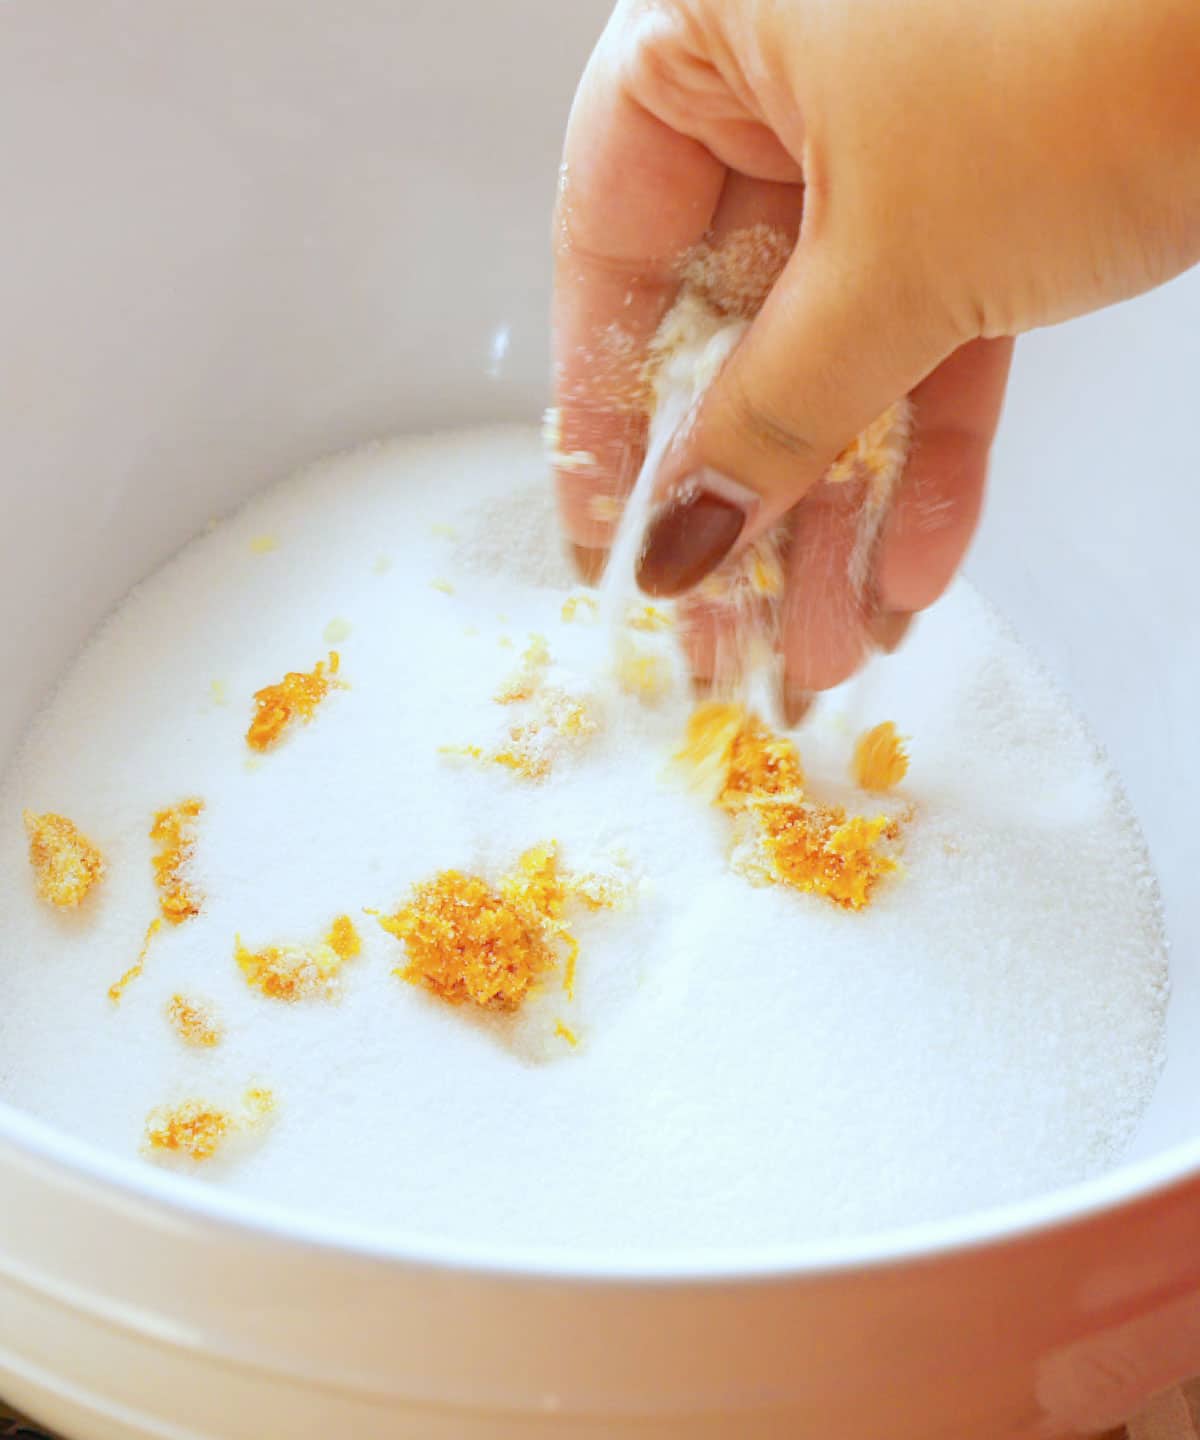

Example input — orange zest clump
[697,532,785,605]
[853,722,909,793]
[112,798,204,1001]
[246,651,343,751]
[675,702,745,798]
[561,593,599,624]
[376,860,555,1012]
[494,634,551,704]
[375,843,621,1014]
[825,399,912,488]
[748,547,784,598]
[144,1099,231,1161]
[626,603,674,633]
[736,801,901,911]
[678,702,806,808]
[678,704,903,911]
[166,994,223,1048]
[719,713,806,810]
[613,635,672,702]
[446,636,598,781]
[327,913,362,961]
[151,799,204,924]
[144,1086,275,1163]
[235,914,362,1002]
[108,917,163,1004]
[23,810,105,908]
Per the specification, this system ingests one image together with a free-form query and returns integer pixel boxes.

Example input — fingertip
[571,544,609,585]
[676,602,722,696]
[867,609,915,655]
[635,480,749,598]
[690,670,717,703]
[783,644,870,698]
[781,683,815,728]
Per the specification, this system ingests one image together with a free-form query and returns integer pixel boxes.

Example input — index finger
[552,13,725,564]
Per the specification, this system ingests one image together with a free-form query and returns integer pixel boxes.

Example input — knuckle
[616,0,707,108]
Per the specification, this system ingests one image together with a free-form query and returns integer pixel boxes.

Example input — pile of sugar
[0,425,1168,1252]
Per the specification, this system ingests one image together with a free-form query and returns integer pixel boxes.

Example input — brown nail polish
[869,610,915,654]
[571,544,608,585]
[636,479,748,598]
[782,685,815,728]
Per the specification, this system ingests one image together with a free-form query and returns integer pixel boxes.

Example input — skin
[552,0,1200,714]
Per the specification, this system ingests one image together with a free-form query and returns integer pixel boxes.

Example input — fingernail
[636,473,752,598]
[869,610,915,654]
[782,684,815,728]
[571,544,608,585]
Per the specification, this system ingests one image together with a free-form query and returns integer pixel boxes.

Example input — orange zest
[246,652,343,751]
[144,1086,275,1163]
[108,917,163,1004]
[719,712,806,810]
[852,722,910,793]
[625,603,673,633]
[374,842,623,1014]
[613,635,672,702]
[166,994,223,1048]
[151,799,204,924]
[235,914,362,1002]
[327,913,362,961]
[735,800,902,911]
[678,703,903,911]
[561,593,599,624]
[23,810,105,908]
[494,634,551,705]
[445,636,597,781]
[144,1099,232,1161]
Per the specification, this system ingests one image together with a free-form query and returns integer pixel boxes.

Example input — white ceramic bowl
[2,4,1200,1437]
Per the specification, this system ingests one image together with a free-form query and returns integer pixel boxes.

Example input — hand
[552,0,1200,713]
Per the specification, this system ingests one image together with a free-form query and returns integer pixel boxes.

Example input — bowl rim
[3,1098,1200,1282]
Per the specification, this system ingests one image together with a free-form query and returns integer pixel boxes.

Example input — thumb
[636,240,959,598]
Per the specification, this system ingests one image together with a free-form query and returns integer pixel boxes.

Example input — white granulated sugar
[453,472,575,592]
[0,424,1168,1252]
